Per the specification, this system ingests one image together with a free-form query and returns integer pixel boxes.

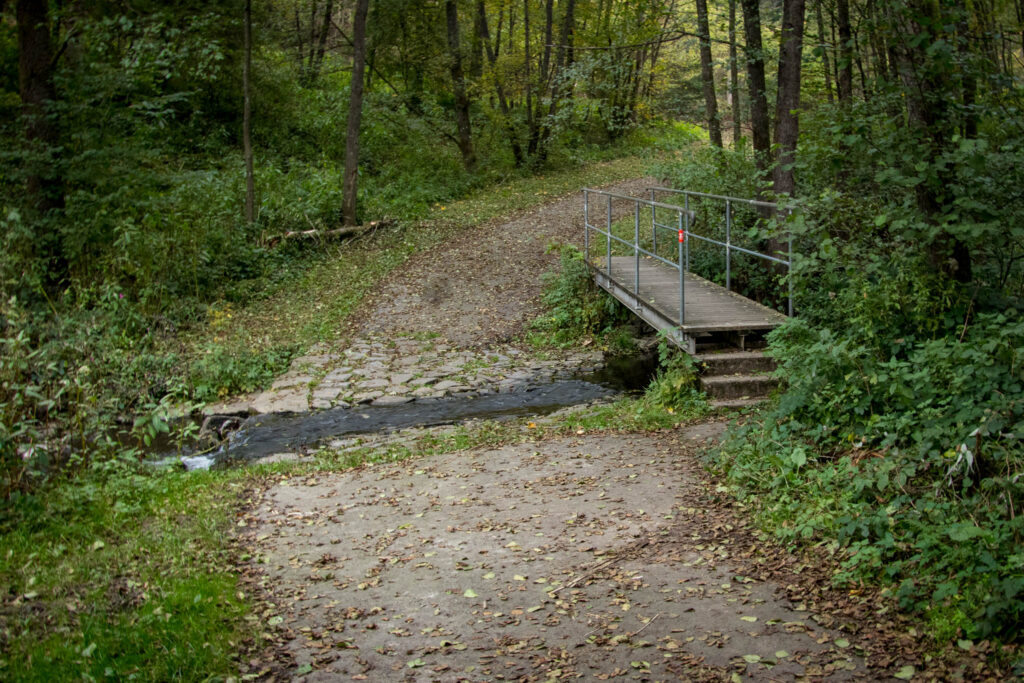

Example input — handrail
[648,186,794,317]
[596,189,698,218]
[647,186,782,210]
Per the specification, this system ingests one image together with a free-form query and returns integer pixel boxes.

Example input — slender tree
[243,0,256,224]
[341,0,370,226]
[729,0,742,147]
[741,0,771,171]
[772,0,806,198]
[836,0,853,101]
[696,0,723,147]
[16,0,66,286]
[446,0,476,170]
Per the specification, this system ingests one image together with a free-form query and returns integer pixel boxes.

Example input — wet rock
[372,395,413,406]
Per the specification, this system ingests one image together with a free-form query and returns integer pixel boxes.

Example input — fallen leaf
[894,665,915,680]
[463,589,478,598]
[740,616,757,623]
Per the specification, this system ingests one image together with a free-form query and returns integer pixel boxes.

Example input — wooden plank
[594,256,787,333]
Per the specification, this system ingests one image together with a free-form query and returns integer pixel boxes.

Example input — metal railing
[583,187,794,325]
[650,187,794,318]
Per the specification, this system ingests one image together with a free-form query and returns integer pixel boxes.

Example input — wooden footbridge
[583,187,792,354]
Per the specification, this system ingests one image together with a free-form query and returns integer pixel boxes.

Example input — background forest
[1,0,1023,676]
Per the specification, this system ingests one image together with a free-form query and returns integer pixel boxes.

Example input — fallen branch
[265,219,393,247]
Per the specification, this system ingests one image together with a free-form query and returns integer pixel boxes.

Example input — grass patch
[0,465,252,681]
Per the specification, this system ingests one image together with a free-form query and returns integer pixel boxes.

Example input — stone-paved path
[211,178,651,418]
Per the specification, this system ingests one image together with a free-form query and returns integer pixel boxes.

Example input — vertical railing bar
[606,194,612,279]
[650,188,657,257]
[788,209,794,316]
[678,209,685,326]
[685,205,690,273]
[584,190,590,264]
[634,201,640,295]
[725,199,732,292]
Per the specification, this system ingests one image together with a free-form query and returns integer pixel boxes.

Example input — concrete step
[696,350,776,375]
[710,397,766,410]
[699,373,777,400]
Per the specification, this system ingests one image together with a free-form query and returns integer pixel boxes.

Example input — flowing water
[169,351,658,470]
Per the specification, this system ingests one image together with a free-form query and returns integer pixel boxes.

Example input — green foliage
[644,341,708,415]
[530,245,631,346]
[187,342,296,403]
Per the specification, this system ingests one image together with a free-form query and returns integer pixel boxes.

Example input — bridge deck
[593,256,787,346]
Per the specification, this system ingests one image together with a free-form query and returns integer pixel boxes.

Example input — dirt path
[355,177,651,348]
[243,425,877,681]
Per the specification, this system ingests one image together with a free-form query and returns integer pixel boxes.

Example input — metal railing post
[725,200,732,291]
[583,190,590,263]
[678,209,685,325]
[788,226,794,317]
[634,201,640,294]
[606,194,612,278]
[650,188,657,256]
[684,204,690,273]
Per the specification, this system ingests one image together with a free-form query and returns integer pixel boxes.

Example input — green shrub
[644,340,708,415]
[531,244,631,346]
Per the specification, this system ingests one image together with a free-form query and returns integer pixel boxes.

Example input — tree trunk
[17,0,66,285]
[536,0,576,163]
[310,0,335,84]
[341,0,370,227]
[446,0,476,170]
[888,1,971,283]
[741,0,771,171]
[815,0,833,102]
[772,0,805,199]
[243,0,255,224]
[479,0,524,166]
[696,0,722,147]
[523,0,533,156]
[729,0,742,146]
[836,0,853,101]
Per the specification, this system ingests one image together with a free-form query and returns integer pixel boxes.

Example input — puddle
[162,351,658,470]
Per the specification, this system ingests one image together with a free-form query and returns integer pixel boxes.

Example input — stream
[167,351,658,470]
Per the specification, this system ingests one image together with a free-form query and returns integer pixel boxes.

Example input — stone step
[695,351,776,376]
[699,373,777,400]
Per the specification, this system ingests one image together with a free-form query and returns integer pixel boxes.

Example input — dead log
[265,219,393,247]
